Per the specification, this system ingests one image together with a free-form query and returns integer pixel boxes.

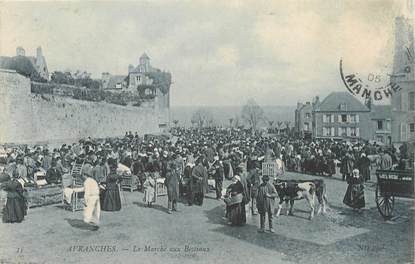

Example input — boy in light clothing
[83,174,100,229]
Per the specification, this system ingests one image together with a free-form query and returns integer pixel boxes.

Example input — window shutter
[323,127,326,136]
[401,123,408,141]
[356,127,360,137]
[347,127,351,136]
[323,115,327,123]
[356,114,359,123]
[338,127,341,136]
[331,115,334,123]
[347,114,351,123]
[331,127,335,136]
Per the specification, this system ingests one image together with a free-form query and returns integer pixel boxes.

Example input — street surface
[0,171,413,264]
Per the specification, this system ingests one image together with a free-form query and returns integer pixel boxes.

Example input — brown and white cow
[273,179,328,220]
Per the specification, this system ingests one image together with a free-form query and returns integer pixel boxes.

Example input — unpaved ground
[0,171,413,264]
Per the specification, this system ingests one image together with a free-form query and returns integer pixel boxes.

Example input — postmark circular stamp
[339,58,402,102]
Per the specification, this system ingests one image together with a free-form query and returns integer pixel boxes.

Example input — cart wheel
[375,184,395,220]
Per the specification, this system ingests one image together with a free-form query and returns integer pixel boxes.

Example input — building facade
[370,105,392,145]
[391,15,415,145]
[312,92,371,141]
[102,53,158,93]
[295,101,314,138]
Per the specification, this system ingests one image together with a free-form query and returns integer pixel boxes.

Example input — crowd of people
[0,127,413,231]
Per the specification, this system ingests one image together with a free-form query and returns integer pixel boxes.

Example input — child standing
[143,173,156,207]
[256,174,278,233]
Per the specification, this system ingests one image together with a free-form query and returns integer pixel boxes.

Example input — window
[305,113,311,119]
[341,127,347,136]
[323,127,331,136]
[350,114,356,123]
[350,127,357,137]
[326,114,331,122]
[376,136,384,143]
[386,120,391,130]
[341,114,347,123]
[410,123,415,133]
[115,83,122,89]
[409,92,415,111]
[377,120,384,130]
[304,123,310,131]
[323,114,329,123]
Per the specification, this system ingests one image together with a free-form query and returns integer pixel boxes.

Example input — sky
[0,0,411,106]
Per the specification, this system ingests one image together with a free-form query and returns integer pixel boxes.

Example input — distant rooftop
[315,91,370,112]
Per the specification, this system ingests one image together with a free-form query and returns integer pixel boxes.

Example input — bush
[31,82,53,94]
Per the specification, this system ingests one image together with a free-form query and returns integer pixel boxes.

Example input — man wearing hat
[42,149,53,171]
[189,157,207,206]
[256,174,277,233]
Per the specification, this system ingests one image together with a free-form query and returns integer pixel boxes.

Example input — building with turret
[101,53,172,128]
[0,46,49,81]
[390,2,415,145]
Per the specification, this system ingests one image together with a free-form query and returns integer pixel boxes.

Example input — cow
[273,179,328,220]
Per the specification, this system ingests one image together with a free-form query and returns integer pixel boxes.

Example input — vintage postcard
[0,1,414,264]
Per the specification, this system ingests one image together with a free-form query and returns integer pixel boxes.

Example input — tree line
[172,98,293,135]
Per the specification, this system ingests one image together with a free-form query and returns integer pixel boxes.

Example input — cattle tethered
[375,169,414,220]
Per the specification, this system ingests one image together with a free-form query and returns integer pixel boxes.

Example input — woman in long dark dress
[101,166,122,211]
[225,175,246,226]
[357,153,371,182]
[343,169,365,211]
[2,174,27,223]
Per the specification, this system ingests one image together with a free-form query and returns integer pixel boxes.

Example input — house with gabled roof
[312,92,372,141]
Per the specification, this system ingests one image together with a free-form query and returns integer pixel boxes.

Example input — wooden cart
[375,169,414,220]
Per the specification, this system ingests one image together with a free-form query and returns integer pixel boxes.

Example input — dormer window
[339,103,347,110]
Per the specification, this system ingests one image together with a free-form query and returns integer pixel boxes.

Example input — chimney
[128,64,134,73]
[36,46,43,58]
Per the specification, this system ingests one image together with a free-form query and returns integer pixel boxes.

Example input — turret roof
[140,53,150,60]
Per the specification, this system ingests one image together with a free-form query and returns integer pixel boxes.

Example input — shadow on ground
[65,218,99,231]
[132,201,170,214]
[203,201,414,264]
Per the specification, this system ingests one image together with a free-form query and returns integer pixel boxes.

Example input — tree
[191,108,213,128]
[284,121,291,135]
[51,71,75,85]
[276,121,284,134]
[267,120,275,133]
[229,118,234,127]
[241,98,265,130]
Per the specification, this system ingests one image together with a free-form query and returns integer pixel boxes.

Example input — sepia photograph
[0,0,414,263]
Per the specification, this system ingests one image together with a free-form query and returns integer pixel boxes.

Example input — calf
[274,179,328,220]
